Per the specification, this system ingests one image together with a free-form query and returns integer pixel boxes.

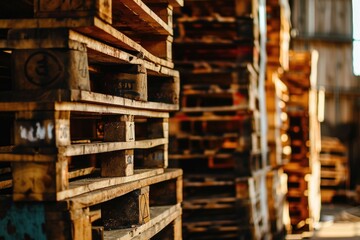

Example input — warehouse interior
[0,0,359,239]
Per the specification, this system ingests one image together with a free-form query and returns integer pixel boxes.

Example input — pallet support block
[9,29,91,91]
[100,149,134,177]
[101,65,148,101]
[101,186,150,229]
[11,158,68,201]
[14,110,71,151]
[101,115,135,177]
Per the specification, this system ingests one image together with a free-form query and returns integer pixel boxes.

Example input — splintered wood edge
[67,169,182,209]
[57,168,164,200]
[104,204,181,240]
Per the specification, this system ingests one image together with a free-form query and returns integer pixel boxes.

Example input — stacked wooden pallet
[265,0,291,238]
[267,168,288,239]
[320,137,349,203]
[169,0,269,239]
[0,0,184,239]
[282,50,321,234]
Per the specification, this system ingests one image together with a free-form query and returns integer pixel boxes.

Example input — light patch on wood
[19,122,54,142]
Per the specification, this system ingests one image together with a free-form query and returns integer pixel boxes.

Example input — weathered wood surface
[59,169,163,200]
[1,29,180,107]
[65,169,182,210]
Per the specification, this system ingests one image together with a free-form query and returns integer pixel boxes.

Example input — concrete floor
[310,204,360,240]
[287,204,360,240]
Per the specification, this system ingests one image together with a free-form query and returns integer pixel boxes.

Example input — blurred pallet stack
[265,0,291,238]
[282,50,321,234]
[320,137,349,203]
[169,0,269,239]
[0,0,184,239]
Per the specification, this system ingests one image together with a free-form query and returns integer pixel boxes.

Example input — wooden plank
[0,89,179,112]
[66,169,182,210]
[58,169,163,200]
[112,0,172,35]
[0,139,167,162]
[103,204,182,240]
[68,167,97,179]
[0,102,170,118]
[63,138,167,157]
[67,31,178,77]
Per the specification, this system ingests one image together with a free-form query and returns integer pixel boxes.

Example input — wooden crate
[0,169,183,240]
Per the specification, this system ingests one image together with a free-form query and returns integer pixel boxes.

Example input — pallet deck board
[0,102,170,118]
[57,169,164,200]
[0,138,168,161]
[0,89,178,112]
[112,0,173,36]
[66,168,182,210]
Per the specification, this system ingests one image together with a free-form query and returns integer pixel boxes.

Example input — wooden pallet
[169,132,260,157]
[0,103,175,201]
[0,169,182,240]
[170,113,258,139]
[0,29,180,107]
[181,81,258,112]
[235,170,269,239]
[176,16,256,42]
[266,0,291,69]
[170,150,265,176]
[0,0,183,63]
[173,40,257,64]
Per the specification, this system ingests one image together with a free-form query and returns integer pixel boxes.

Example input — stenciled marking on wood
[78,54,88,78]
[24,51,63,87]
[19,122,54,143]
